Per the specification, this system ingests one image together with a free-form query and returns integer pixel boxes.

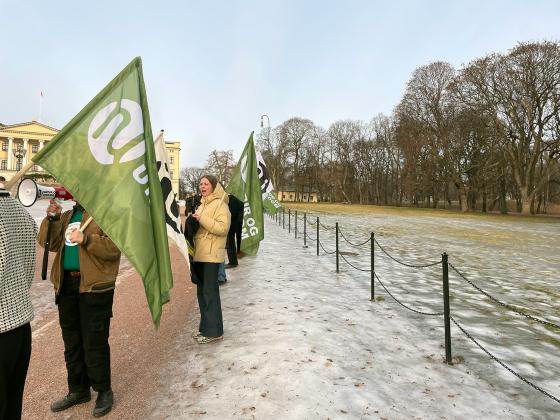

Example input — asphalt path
[22,244,195,419]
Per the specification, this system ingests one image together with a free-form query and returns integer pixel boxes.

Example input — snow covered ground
[148,213,560,419]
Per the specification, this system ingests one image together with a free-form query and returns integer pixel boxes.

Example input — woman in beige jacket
[191,175,231,344]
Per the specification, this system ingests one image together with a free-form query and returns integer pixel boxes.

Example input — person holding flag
[3,57,174,416]
[38,199,120,417]
[227,132,264,256]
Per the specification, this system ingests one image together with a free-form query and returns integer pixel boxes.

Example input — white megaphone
[17,178,74,207]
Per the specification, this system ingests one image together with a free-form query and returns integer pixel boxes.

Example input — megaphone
[17,178,74,207]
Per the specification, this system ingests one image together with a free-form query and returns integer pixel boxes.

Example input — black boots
[50,390,91,412]
[93,389,113,417]
[50,389,113,417]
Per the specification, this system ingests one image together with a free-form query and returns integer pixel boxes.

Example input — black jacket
[228,194,244,227]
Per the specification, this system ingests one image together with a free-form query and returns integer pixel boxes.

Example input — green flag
[255,150,282,215]
[227,132,264,256]
[32,57,172,328]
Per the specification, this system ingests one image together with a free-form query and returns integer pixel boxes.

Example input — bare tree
[327,120,363,203]
[459,42,560,214]
[256,127,290,189]
[277,118,315,199]
[396,62,456,208]
[181,167,206,194]
[205,150,235,184]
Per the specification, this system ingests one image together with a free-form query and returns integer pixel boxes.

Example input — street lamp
[12,148,27,171]
[260,114,270,142]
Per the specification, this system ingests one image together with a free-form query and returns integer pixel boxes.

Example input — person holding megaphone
[0,176,37,420]
[38,199,121,417]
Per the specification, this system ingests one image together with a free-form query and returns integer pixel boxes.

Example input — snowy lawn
[149,210,559,419]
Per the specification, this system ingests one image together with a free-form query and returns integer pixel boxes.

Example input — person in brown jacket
[191,175,231,344]
[38,199,121,417]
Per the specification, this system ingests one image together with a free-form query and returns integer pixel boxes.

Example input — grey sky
[1,0,559,168]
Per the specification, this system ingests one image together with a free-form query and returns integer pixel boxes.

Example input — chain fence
[268,208,560,406]
[450,316,560,404]
[449,263,560,330]
[374,238,442,268]
[338,227,372,247]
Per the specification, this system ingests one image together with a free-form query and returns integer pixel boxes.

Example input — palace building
[0,120,181,196]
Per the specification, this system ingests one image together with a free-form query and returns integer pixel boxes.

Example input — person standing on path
[191,175,230,344]
[226,193,244,268]
[0,180,37,420]
[38,199,121,417]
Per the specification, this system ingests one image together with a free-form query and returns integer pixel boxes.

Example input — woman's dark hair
[200,174,218,190]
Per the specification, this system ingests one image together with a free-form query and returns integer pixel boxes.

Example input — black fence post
[335,222,339,273]
[370,232,375,301]
[282,208,285,229]
[288,209,291,234]
[303,213,308,248]
[442,252,452,364]
[295,210,298,239]
[316,217,319,256]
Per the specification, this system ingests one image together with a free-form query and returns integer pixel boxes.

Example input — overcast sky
[1,0,559,168]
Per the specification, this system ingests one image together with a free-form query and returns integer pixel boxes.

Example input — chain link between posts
[450,316,560,405]
[338,252,370,272]
[374,238,442,268]
[449,263,560,330]
[375,273,444,316]
[338,228,372,247]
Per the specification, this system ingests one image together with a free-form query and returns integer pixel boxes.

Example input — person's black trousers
[57,273,114,393]
[226,228,238,266]
[235,222,242,253]
[0,323,31,420]
[193,262,223,337]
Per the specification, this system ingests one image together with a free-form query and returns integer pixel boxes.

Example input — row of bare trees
[179,150,236,197]
[255,41,560,215]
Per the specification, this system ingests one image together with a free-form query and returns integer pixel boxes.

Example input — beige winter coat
[193,183,231,263]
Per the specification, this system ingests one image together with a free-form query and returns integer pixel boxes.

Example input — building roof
[0,121,59,139]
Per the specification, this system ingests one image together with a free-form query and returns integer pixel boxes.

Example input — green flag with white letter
[227,132,264,256]
[32,57,172,328]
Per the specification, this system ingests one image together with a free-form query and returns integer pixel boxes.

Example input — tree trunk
[340,188,352,204]
[499,178,508,214]
[520,186,532,215]
[459,191,468,212]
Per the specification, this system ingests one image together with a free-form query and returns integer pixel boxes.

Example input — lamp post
[260,114,270,142]
[12,148,27,171]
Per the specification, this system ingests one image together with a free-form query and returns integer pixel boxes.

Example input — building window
[16,161,22,171]
[303,195,307,200]
[1,160,6,169]
[170,156,174,164]
[170,170,174,179]
[16,143,23,151]
[32,144,39,153]
[290,194,293,200]
[1,142,7,151]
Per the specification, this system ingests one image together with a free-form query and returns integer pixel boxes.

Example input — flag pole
[80,217,93,232]
[39,91,43,122]
[4,161,35,191]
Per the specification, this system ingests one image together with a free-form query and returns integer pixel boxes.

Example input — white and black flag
[154,130,189,264]
[256,151,282,214]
